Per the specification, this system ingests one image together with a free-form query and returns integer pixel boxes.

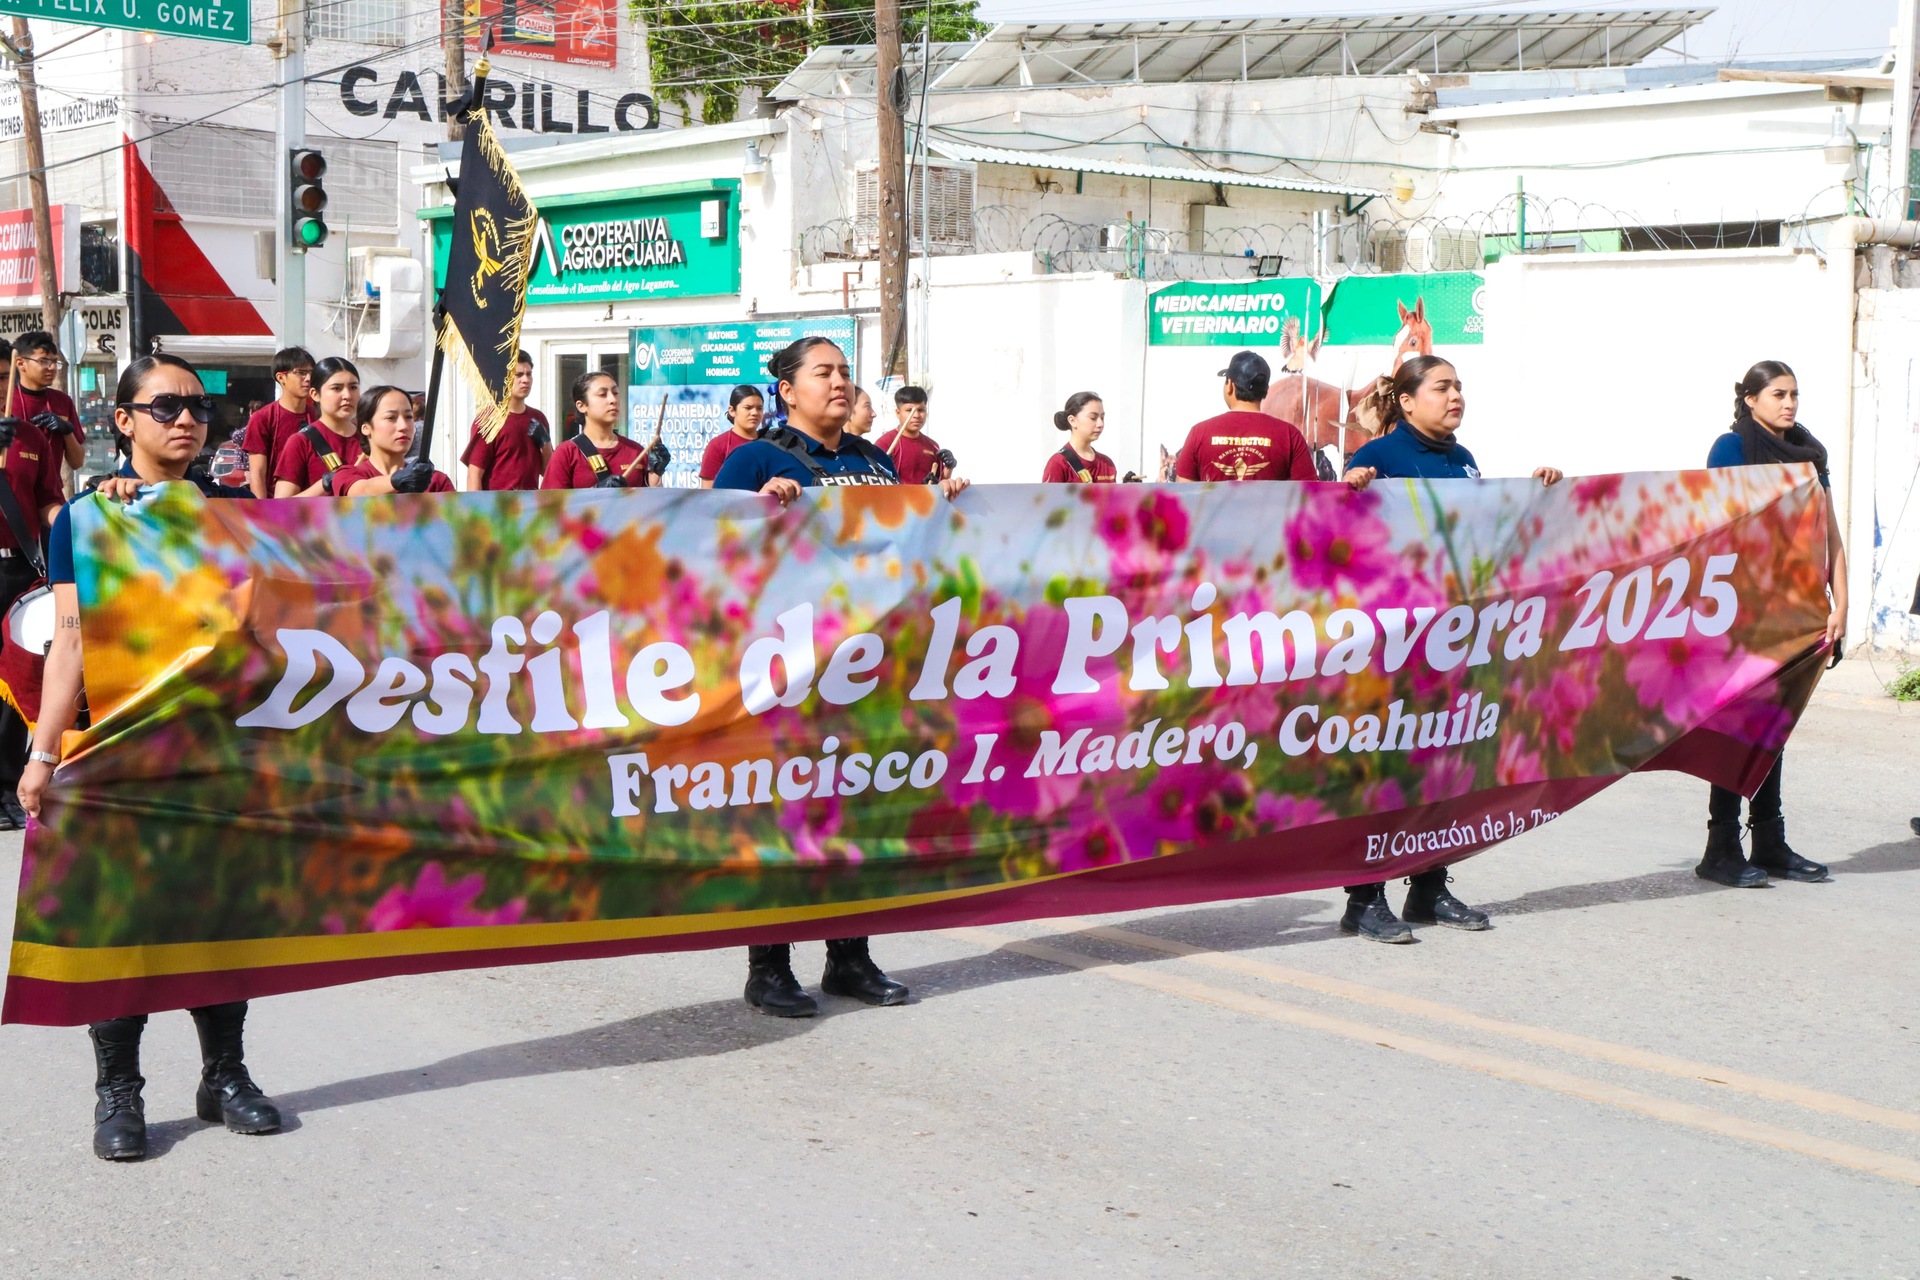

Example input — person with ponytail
[21,354,280,1161]
[1693,359,1844,888]
[332,386,455,496]
[698,384,765,488]
[1340,356,1562,942]
[711,335,969,1017]
[541,369,667,490]
[1041,392,1117,483]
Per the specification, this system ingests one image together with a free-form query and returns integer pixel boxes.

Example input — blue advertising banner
[628,316,858,488]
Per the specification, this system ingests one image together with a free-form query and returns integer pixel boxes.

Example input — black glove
[646,440,671,474]
[390,458,437,494]
[32,411,74,439]
[593,472,628,490]
[0,417,19,449]
[1121,471,1144,484]
[933,447,958,472]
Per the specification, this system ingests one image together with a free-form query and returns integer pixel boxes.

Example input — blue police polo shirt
[1346,425,1482,480]
[711,431,900,492]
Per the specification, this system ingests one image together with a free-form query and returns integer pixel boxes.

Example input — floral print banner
[5,467,1829,1025]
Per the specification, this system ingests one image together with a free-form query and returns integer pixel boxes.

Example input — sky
[972,0,1900,66]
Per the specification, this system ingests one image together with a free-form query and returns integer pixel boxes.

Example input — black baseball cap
[1217,350,1270,386]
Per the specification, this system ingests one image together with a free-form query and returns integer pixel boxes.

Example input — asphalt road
[1,659,1916,1279]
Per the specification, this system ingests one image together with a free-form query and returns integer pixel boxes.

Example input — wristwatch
[27,751,58,766]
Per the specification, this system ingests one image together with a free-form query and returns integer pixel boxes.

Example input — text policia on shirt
[233,553,1744,816]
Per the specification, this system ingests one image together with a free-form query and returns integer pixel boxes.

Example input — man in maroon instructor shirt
[463,350,551,491]
[1173,350,1317,484]
[7,331,84,476]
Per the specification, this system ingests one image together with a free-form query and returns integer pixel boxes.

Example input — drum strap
[0,480,46,578]
[299,425,347,474]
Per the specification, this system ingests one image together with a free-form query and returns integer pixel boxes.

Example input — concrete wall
[1851,287,1920,656]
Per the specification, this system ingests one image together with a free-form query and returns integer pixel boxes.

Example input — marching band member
[541,370,668,490]
[243,347,317,499]
[1342,356,1562,941]
[712,336,969,1016]
[699,385,765,488]
[333,386,455,496]
[462,350,550,492]
[874,384,950,484]
[273,356,365,497]
[1173,351,1317,483]
[7,330,85,474]
[19,354,279,1161]
[1041,392,1116,483]
[0,375,66,831]
[1694,360,1843,887]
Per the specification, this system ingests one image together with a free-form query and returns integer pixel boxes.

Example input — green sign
[1322,272,1484,346]
[0,0,250,43]
[426,180,740,306]
[1148,278,1322,346]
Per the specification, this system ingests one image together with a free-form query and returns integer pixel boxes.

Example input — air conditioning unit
[1373,225,1482,273]
[853,160,977,255]
[347,246,414,301]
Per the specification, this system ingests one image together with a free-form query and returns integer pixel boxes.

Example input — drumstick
[618,395,669,482]
[0,351,16,473]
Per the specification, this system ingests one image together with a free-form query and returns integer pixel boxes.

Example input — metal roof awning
[927,139,1381,200]
[770,42,973,100]
[933,12,1715,87]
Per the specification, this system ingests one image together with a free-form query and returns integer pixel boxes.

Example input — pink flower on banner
[1123,767,1247,847]
[1573,474,1623,512]
[1419,752,1478,804]
[1625,636,1774,731]
[1358,778,1408,814]
[1046,817,1130,872]
[1097,488,1192,582]
[1530,666,1595,754]
[1284,490,1393,597]
[1496,733,1546,787]
[364,863,526,931]
[1255,791,1336,832]
[780,793,849,864]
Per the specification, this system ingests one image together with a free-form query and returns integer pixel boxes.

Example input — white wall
[1469,248,1838,480]
[1851,287,1920,656]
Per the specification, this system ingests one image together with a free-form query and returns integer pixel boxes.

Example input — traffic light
[289,148,328,250]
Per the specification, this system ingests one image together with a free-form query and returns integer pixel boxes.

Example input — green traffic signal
[289,148,328,250]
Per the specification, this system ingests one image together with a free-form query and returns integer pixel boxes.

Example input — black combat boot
[1747,817,1829,883]
[89,1016,148,1161]
[744,944,818,1017]
[189,1002,282,1134]
[1401,868,1491,930]
[1338,884,1413,943]
[821,937,910,1006]
[1695,820,1768,887]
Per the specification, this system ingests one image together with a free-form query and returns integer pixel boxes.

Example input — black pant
[1709,755,1785,827]
[1346,867,1449,898]
[0,555,38,792]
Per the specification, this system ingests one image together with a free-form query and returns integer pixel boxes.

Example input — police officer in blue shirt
[20,354,280,1161]
[1342,356,1562,943]
[715,336,969,1015]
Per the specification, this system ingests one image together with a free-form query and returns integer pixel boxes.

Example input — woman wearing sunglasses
[19,354,279,1162]
[330,385,454,496]
[273,355,364,497]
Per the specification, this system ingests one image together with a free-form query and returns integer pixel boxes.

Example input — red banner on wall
[0,205,77,301]
[461,0,619,69]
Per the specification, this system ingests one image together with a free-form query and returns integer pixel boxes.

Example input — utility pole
[444,0,468,142]
[875,0,907,378]
[270,0,306,345]
[8,19,61,333]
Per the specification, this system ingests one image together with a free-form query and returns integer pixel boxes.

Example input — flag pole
[412,47,492,470]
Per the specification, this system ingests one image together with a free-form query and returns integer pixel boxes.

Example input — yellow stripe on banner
[7,874,1069,986]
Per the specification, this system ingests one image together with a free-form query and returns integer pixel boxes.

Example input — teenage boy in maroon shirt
[874,384,951,483]
[462,351,551,491]
[242,347,317,498]
[8,330,84,474]
[1173,351,1316,484]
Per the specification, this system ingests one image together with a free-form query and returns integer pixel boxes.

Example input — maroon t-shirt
[699,429,757,482]
[8,384,82,443]
[461,408,551,491]
[274,421,365,491]
[1042,447,1118,484]
[875,429,945,483]
[1174,411,1316,483]
[243,400,319,463]
[331,458,455,497]
[0,420,63,554]
[542,435,646,489]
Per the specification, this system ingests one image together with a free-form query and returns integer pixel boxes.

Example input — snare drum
[0,582,51,725]
[5,585,54,656]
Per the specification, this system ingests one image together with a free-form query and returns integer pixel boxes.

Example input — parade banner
[5,466,1830,1025]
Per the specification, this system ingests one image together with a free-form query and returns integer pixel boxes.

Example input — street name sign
[0,0,250,45]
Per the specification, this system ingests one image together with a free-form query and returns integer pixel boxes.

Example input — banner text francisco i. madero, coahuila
[5,466,1830,1024]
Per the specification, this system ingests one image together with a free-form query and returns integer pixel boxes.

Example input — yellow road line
[946,926,1920,1189]
[1039,919,1920,1139]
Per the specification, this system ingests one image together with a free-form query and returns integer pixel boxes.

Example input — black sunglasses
[121,394,217,425]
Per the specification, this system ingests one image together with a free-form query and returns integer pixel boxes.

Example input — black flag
[439,58,538,443]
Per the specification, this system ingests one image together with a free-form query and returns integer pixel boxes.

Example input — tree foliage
[634,1,988,126]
